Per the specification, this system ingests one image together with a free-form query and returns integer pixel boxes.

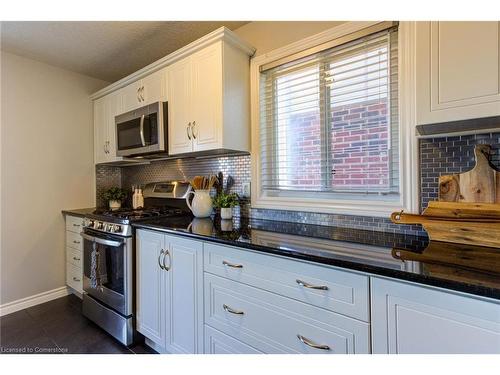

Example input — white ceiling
[0,21,249,82]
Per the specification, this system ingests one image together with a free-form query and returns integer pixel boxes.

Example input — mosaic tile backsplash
[95,131,500,236]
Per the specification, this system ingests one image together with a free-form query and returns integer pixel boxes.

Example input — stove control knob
[113,225,122,233]
[97,222,104,230]
[88,220,95,227]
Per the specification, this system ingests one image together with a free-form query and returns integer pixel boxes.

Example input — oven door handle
[80,232,124,247]
[139,114,146,146]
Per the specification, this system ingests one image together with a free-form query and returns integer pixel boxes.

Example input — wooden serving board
[391,144,500,248]
[390,201,500,248]
[439,144,500,203]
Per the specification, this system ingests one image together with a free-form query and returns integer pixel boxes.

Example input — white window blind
[259,27,399,201]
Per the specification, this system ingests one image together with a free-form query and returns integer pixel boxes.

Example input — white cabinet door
[371,277,500,354]
[93,97,108,164]
[167,58,194,155]
[416,21,500,125]
[121,80,144,113]
[164,234,204,354]
[142,69,166,105]
[136,230,166,347]
[191,43,223,152]
[104,91,123,162]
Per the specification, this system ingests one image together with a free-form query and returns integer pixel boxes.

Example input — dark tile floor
[0,294,156,354]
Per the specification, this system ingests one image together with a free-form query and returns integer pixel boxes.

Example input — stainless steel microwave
[115,101,168,157]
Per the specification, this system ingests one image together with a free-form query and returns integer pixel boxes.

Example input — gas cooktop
[91,207,186,221]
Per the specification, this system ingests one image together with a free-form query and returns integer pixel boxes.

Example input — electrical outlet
[242,182,251,198]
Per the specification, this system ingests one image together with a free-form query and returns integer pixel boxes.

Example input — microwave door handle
[139,114,146,147]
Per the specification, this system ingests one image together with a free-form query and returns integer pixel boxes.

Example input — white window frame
[251,21,419,217]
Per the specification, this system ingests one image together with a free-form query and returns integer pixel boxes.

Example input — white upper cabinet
[416,21,500,125]
[167,38,254,155]
[93,91,123,164]
[91,28,254,162]
[167,58,194,155]
[121,69,167,113]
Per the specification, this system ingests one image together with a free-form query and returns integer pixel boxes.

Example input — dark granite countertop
[132,215,500,300]
[62,208,96,218]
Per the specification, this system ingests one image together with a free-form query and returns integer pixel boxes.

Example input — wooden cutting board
[439,144,500,203]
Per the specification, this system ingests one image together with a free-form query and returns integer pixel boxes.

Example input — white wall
[0,51,108,305]
[233,21,345,56]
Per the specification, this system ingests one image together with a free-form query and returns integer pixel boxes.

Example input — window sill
[251,194,404,218]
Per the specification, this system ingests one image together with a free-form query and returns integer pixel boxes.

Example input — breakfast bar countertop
[132,215,500,301]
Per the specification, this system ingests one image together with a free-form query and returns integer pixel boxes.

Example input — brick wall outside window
[285,98,390,191]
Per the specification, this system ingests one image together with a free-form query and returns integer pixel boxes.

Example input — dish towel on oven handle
[90,242,101,289]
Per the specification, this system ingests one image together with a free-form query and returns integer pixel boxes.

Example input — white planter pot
[220,207,233,220]
[109,200,121,210]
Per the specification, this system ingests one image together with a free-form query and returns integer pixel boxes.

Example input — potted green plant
[212,192,239,220]
[103,187,127,210]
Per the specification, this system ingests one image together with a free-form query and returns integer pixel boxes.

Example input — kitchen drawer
[66,230,83,251]
[204,243,369,321]
[66,215,84,234]
[66,262,83,293]
[204,325,263,354]
[66,247,82,268]
[204,273,370,354]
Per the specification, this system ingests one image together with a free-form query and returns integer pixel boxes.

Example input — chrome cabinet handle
[163,249,171,271]
[140,86,145,101]
[191,121,197,139]
[296,279,329,290]
[73,240,80,244]
[223,304,244,315]
[158,249,165,270]
[222,260,243,269]
[187,122,192,140]
[73,257,81,261]
[72,277,81,282]
[137,87,141,102]
[297,335,330,351]
[73,223,80,227]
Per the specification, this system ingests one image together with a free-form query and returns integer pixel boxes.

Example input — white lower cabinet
[136,230,500,354]
[64,214,84,295]
[136,229,203,353]
[204,273,370,354]
[371,277,500,354]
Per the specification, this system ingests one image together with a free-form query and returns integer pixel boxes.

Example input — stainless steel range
[81,181,192,345]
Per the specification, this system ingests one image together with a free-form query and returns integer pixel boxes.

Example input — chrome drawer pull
[158,249,165,270]
[73,257,81,261]
[297,335,330,351]
[73,240,81,244]
[296,279,329,290]
[72,224,80,227]
[72,277,81,282]
[223,304,244,315]
[222,260,243,269]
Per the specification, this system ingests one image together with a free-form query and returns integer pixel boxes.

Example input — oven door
[115,101,167,156]
[81,230,133,316]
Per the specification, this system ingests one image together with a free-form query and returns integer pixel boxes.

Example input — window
[258,27,400,207]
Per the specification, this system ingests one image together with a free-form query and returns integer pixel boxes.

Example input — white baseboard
[0,286,70,317]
